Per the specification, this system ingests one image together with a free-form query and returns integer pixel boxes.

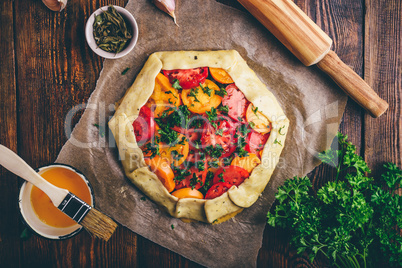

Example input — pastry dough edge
[109,50,289,223]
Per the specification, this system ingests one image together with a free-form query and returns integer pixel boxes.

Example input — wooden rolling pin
[238,0,389,118]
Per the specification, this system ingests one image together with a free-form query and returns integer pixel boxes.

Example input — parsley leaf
[274,138,282,146]
[195,161,205,171]
[216,129,223,136]
[238,124,250,137]
[200,171,215,194]
[218,105,229,114]
[172,79,182,90]
[208,159,219,168]
[188,87,200,102]
[252,105,259,116]
[189,116,205,129]
[215,87,228,97]
[93,123,106,137]
[171,150,184,161]
[20,228,31,240]
[143,142,160,158]
[205,144,224,158]
[235,135,249,157]
[279,125,286,135]
[206,107,218,122]
[121,67,130,75]
[190,173,199,189]
[199,83,212,96]
[166,105,191,129]
[157,126,178,145]
[165,90,178,99]
[267,132,402,267]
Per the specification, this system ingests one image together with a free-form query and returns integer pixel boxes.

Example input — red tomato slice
[174,152,207,190]
[186,129,203,150]
[163,67,209,89]
[205,182,232,199]
[132,106,155,146]
[245,130,270,155]
[212,166,249,186]
[201,115,237,158]
[222,84,249,122]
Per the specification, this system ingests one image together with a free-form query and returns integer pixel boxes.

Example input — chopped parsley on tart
[134,67,270,199]
[109,50,289,223]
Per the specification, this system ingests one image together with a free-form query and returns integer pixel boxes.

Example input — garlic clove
[42,0,67,12]
[153,0,178,26]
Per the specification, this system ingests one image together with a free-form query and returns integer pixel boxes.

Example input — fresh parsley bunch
[267,132,402,268]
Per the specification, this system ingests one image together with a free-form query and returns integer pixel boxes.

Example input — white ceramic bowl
[19,164,94,240]
[85,5,138,59]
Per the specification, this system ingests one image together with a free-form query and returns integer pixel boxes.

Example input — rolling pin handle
[317,51,388,118]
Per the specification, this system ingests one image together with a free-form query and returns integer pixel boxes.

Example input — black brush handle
[58,192,92,223]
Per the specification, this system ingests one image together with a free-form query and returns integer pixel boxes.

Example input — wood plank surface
[10,0,138,267]
[0,0,21,267]
[256,0,365,267]
[0,0,400,267]
[364,0,402,172]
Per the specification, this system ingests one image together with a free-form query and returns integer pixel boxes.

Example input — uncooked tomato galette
[109,50,289,223]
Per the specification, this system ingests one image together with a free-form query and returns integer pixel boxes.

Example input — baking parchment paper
[56,0,347,267]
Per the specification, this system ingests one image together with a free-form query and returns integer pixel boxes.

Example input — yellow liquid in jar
[30,167,92,228]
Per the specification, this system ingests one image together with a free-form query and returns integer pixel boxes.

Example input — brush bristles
[80,208,118,241]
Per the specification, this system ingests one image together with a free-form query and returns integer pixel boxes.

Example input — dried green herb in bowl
[93,5,133,54]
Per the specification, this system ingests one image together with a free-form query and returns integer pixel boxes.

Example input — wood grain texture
[317,50,388,118]
[0,0,400,267]
[237,0,332,66]
[258,0,366,267]
[364,0,401,173]
[11,0,137,267]
[0,0,21,266]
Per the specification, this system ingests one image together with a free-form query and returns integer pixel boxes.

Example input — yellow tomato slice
[231,154,261,173]
[140,123,160,157]
[245,103,271,134]
[159,134,189,166]
[146,73,181,118]
[209,67,234,84]
[181,79,222,114]
[171,188,204,199]
[144,156,176,192]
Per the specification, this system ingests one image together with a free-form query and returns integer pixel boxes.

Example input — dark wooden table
[0,0,400,267]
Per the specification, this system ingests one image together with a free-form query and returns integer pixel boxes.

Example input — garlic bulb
[153,0,178,26]
[42,0,67,12]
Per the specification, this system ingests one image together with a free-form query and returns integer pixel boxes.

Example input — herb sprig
[215,87,228,97]
[267,132,402,267]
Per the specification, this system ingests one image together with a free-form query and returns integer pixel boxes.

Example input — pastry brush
[0,145,117,241]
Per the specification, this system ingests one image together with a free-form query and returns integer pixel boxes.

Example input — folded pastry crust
[109,50,289,223]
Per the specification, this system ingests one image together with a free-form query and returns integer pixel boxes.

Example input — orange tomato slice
[171,188,204,199]
[144,156,176,192]
[159,134,189,166]
[209,67,234,84]
[231,153,261,173]
[146,73,181,118]
[245,103,271,134]
[181,79,222,114]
